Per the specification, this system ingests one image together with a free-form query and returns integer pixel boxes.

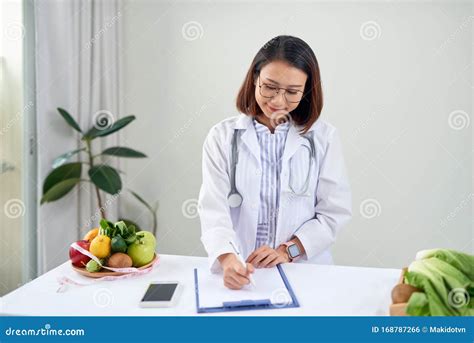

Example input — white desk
[1,254,400,316]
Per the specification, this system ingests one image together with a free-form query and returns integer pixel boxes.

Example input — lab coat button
[255,169,262,175]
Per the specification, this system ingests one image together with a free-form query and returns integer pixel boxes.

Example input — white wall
[120,0,472,269]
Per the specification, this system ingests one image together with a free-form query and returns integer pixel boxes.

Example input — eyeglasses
[257,77,304,104]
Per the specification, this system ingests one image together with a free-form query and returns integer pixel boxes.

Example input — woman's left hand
[246,245,289,268]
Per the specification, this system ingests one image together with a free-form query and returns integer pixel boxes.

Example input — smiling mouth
[267,105,285,112]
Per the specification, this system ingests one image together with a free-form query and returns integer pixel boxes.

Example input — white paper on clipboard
[196,267,292,309]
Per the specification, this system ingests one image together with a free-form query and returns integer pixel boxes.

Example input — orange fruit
[83,227,99,242]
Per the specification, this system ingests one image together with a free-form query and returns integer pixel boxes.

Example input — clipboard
[194,264,299,313]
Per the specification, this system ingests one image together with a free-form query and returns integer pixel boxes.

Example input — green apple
[127,232,156,267]
[136,231,156,247]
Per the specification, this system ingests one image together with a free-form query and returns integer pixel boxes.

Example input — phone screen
[141,283,178,302]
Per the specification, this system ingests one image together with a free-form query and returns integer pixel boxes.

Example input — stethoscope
[227,129,317,208]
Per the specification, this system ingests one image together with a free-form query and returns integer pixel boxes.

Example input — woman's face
[254,60,307,121]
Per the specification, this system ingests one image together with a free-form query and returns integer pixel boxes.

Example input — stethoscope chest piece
[228,192,243,208]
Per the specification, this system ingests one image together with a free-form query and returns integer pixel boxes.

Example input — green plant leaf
[101,146,147,158]
[52,148,86,168]
[89,164,122,195]
[119,218,141,232]
[82,115,136,140]
[43,162,82,195]
[57,108,82,133]
[40,178,81,204]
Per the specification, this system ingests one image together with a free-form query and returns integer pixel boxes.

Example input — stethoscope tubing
[227,129,317,207]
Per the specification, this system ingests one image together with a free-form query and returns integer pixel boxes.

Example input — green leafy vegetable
[406,292,429,316]
[404,249,474,316]
[415,249,474,280]
[112,220,137,245]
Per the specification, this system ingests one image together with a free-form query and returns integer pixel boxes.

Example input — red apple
[69,240,91,267]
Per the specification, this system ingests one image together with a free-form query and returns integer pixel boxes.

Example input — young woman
[198,35,352,290]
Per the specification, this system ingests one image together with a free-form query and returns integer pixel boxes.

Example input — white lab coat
[198,113,352,272]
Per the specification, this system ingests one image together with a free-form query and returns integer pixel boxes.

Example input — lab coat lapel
[235,115,261,166]
[282,123,305,164]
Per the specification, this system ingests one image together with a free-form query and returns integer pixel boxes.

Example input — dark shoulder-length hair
[236,35,323,134]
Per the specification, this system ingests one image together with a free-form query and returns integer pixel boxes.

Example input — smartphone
[139,282,181,308]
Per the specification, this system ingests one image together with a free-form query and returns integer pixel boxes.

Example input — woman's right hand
[218,253,255,290]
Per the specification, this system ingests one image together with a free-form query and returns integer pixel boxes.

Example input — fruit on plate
[137,231,156,247]
[127,231,156,267]
[90,234,111,258]
[107,252,133,268]
[111,236,127,253]
[69,240,91,267]
[127,241,155,267]
[83,227,99,242]
[86,259,104,272]
[113,220,137,245]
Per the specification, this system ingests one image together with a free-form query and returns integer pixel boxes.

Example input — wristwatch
[280,241,301,262]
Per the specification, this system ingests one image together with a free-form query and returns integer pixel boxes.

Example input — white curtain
[35,0,123,274]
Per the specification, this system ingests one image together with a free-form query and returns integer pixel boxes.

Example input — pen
[229,241,256,287]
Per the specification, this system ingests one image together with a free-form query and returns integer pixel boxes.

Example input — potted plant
[40,108,157,235]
